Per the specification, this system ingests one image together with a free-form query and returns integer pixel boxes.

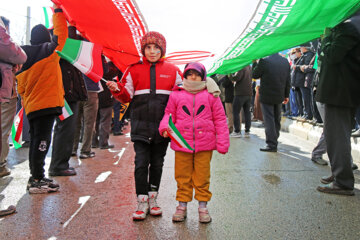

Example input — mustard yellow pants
[175,150,213,202]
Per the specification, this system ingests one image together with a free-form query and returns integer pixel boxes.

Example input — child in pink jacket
[159,62,229,223]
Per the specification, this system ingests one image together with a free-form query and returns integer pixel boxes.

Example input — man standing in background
[252,53,290,152]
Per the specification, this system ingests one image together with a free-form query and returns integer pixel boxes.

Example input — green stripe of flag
[56,38,83,64]
[43,7,50,29]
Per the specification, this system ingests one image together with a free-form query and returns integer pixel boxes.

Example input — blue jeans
[289,88,298,116]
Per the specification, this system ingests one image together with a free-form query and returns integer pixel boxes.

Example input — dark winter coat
[99,62,123,109]
[301,50,315,88]
[61,26,87,103]
[232,65,252,96]
[252,53,291,105]
[220,75,234,103]
[316,12,360,108]
[291,57,304,87]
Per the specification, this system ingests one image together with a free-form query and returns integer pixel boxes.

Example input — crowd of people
[0,5,359,221]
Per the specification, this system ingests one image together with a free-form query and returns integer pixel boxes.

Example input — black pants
[49,102,79,172]
[261,103,282,149]
[300,87,313,119]
[134,140,169,195]
[233,95,252,133]
[325,104,354,190]
[29,114,56,179]
[312,90,322,123]
[294,87,304,116]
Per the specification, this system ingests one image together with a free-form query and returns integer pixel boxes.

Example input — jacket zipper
[192,95,195,152]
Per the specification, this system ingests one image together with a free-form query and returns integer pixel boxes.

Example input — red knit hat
[141,31,166,57]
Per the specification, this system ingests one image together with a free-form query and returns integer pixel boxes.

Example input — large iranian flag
[56,38,103,83]
[208,0,360,75]
[167,114,194,151]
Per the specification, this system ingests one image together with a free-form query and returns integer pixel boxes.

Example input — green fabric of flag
[313,53,318,70]
[209,0,360,75]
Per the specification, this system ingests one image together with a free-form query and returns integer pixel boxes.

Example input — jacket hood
[30,24,51,45]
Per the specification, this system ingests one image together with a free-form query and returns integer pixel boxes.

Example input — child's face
[186,70,202,82]
[144,44,161,63]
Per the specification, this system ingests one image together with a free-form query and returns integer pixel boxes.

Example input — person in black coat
[92,61,120,149]
[252,53,290,152]
[49,25,88,176]
[316,11,360,196]
[298,44,315,120]
[291,48,304,117]
[220,75,235,133]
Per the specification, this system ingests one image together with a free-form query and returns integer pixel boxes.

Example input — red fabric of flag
[53,0,147,72]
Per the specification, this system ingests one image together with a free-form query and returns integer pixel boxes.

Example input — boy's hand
[162,130,169,138]
[106,81,120,92]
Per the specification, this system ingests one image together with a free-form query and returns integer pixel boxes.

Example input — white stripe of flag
[167,114,194,151]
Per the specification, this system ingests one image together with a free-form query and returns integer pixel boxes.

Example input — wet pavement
[0,124,360,239]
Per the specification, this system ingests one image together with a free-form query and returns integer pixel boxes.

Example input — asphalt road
[0,125,359,240]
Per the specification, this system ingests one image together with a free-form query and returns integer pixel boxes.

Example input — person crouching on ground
[159,62,229,223]
[106,31,183,220]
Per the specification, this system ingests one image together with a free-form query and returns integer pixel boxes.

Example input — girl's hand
[162,130,169,138]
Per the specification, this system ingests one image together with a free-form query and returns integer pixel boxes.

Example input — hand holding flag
[166,114,194,151]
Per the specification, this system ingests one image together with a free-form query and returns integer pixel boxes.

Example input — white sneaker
[244,132,250,138]
[133,195,149,220]
[148,191,162,216]
[230,132,241,138]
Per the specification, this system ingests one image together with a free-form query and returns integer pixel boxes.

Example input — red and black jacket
[111,58,182,143]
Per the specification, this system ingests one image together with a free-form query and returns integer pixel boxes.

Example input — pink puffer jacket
[159,86,229,154]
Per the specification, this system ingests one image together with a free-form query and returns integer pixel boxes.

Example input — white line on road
[114,148,125,165]
[94,171,112,183]
[63,196,90,228]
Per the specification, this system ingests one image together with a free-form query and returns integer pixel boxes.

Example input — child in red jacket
[107,32,182,220]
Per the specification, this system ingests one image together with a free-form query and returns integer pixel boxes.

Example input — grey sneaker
[0,205,16,217]
[230,132,241,138]
[28,177,59,194]
[311,157,328,166]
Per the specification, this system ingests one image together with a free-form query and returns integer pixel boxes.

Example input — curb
[281,117,360,162]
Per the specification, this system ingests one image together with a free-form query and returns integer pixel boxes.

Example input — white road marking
[63,196,90,228]
[114,148,125,165]
[94,171,112,183]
